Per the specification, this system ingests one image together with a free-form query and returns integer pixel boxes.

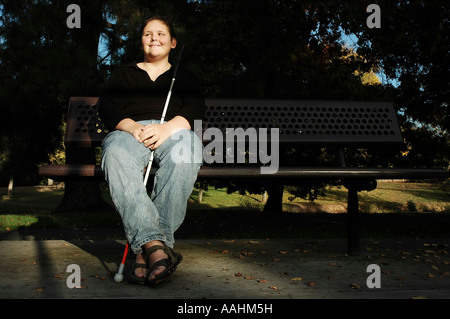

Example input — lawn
[0,181,449,239]
[188,181,450,214]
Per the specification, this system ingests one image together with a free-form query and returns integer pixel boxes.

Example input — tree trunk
[55,1,110,212]
[262,183,284,214]
[55,145,112,212]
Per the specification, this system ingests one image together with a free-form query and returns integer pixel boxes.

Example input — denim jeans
[101,120,202,254]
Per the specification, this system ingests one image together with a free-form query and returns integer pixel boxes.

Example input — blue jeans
[101,120,202,254]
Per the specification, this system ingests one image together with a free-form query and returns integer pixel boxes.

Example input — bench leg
[347,187,360,254]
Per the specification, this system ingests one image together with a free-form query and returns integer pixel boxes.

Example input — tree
[338,0,450,131]
[0,0,110,211]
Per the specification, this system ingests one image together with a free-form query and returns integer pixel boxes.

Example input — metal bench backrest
[65,97,107,147]
[65,97,403,147]
[202,99,403,146]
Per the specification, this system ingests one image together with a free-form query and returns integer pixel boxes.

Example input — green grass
[189,181,450,214]
[285,181,450,214]
[0,181,449,238]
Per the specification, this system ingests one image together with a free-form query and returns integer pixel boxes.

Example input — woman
[99,15,204,286]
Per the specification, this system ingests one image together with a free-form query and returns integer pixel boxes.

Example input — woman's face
[141,19,177,61]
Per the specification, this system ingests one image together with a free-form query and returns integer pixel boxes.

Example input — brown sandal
[128,261,148,285]
[143,244,183,287]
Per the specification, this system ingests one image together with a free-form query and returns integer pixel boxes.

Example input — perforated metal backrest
[203,99,403,145]
[65,97,403,147]
[65,97,108,146]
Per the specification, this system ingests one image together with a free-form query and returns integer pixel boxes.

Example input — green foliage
[338,0,450,131]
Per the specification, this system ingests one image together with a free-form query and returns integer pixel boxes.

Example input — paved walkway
[1,231,449,301]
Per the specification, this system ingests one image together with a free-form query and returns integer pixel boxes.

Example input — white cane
[143,45,185,187]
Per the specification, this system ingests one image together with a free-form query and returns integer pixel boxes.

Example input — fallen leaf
[234,272,242,277]
[350,283,361,289]
[258,280,268,283]
[240,251,253,256]
[279,251,288,255]
[431,265,439,271]
[306,282,315,287]
[427,272,435,278]
[35,288,44,293]
[290,277,304,282]
[244,276,254,280]
[329,262,338,267]
[411,296,428,299]
[269,286,278,290]
[93,275,106,280]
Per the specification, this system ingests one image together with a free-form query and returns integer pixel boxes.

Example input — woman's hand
[116,116,191,150]
[139,116,191,150]
[138,123,172,150]
[115,118,145,141]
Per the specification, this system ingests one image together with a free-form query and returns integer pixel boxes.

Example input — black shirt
[98,63,205,131]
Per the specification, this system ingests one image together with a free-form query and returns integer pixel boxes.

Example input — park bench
[39,96,449,253]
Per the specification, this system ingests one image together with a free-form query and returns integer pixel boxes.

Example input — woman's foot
[134,253,148,278]
[142,240,183,286]
[143,240,169,281]
[128,253,149,284]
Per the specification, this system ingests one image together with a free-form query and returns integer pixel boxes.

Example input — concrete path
[1,235,449,300]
